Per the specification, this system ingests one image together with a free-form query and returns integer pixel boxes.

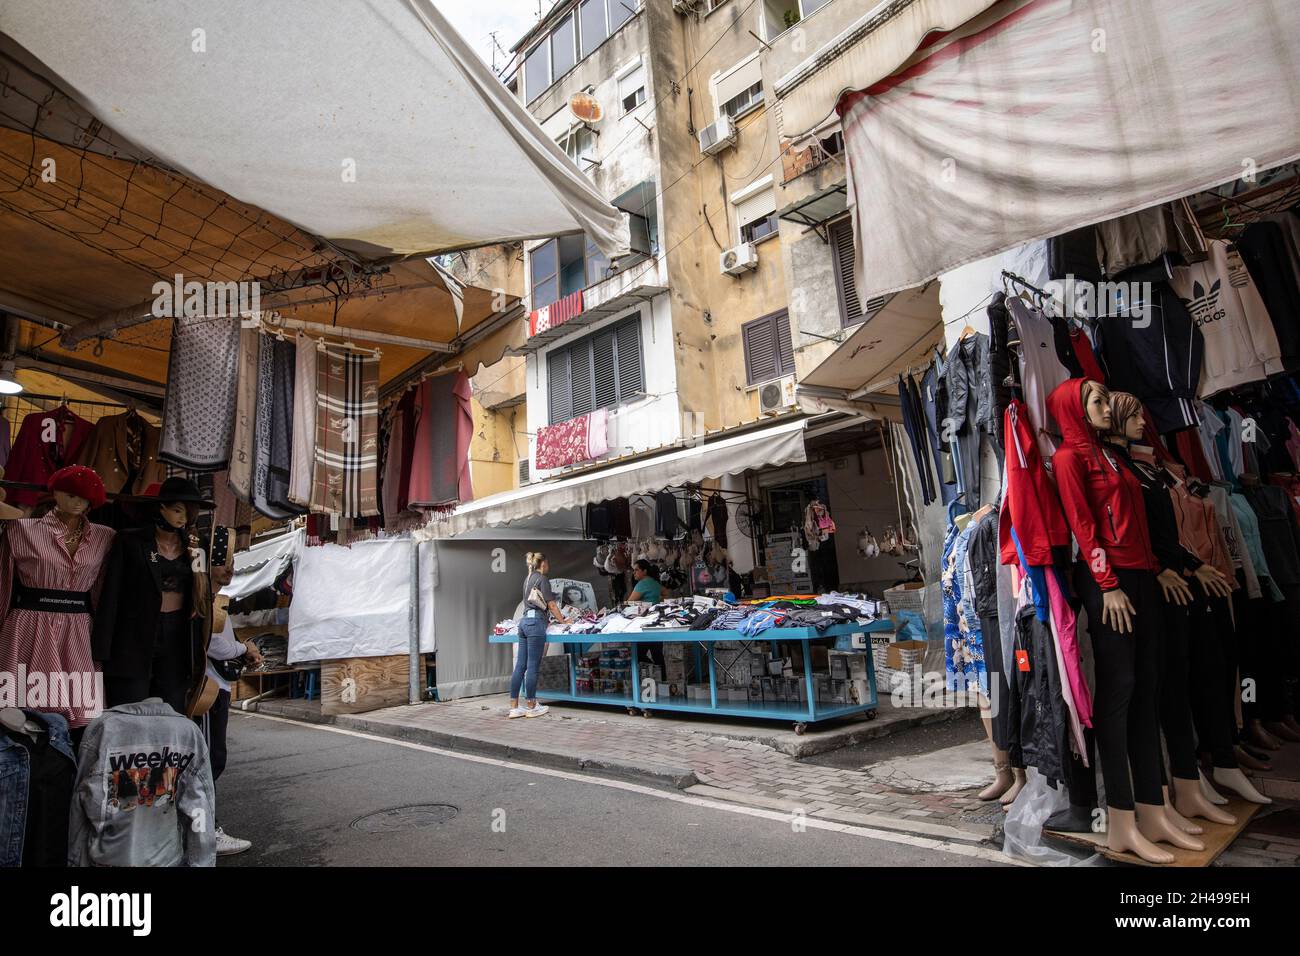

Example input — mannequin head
[52,491,90,518]
[46,464,106,511]
[1082,380,1112,433]
[1108,391,1145,442]
[157,500,195,532]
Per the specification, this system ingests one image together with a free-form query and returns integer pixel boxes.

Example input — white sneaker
[215,827,252,856]
[524,704,550,718]
[507,707,528,719]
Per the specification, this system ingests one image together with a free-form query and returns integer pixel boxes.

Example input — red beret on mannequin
[47,465,107,510]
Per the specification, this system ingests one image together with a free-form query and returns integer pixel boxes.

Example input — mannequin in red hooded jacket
[1047,377,1179,864]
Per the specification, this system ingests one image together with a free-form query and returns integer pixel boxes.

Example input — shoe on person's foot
[507,707,527,719]
[215,827,252,856]
[524,704,550,718]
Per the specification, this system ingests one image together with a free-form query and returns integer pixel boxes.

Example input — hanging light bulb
[0,359,21,395]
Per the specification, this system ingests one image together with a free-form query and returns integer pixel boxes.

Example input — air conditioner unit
[758,376,797,416]
[672,0,701,12]
[698,115,737,156]
[720,242,758,276]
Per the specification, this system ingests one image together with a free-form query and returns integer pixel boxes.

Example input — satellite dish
[569,91,603,124]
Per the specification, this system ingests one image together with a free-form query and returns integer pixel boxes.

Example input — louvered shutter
[571,340,594,417]
[548,348,572,424]
[743,316,778,384]
[591,329,617,410]
[615,319,643,400]
[831,218,864,326]
[775,311,794,375]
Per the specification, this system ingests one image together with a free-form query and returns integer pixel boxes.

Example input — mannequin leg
[1133,586,1199,850]
[1187,596,1239,771]
[1077,565,1171,862]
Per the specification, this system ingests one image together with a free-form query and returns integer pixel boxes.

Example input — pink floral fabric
[535,409,608,470]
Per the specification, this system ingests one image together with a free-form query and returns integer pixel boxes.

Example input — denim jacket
[0,710,76,867]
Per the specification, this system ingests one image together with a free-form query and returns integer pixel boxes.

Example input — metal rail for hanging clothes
[0,391,144,446]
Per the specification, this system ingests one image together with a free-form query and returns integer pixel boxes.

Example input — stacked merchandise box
[764,532,813,593]
[574,645,632,697]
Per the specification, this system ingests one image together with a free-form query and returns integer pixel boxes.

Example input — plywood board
[321,654,423,716]
[1046,798,1262,867]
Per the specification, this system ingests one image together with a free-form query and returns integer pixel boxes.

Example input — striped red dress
[0,513,114,728]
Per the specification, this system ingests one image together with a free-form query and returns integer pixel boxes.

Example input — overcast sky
[435,0,543,72]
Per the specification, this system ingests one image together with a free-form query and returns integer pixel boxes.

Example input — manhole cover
[351,804,459,833]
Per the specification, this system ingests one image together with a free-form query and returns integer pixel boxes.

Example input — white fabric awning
[774,0,999,138]
[0,0,629,259]
[838,0,1300,300]
[800,284,942,396]
[428,417,810,537]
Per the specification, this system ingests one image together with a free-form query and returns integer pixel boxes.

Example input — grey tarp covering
[431,538,598,701]
[1,0,629,258]
[839,0,1300,300]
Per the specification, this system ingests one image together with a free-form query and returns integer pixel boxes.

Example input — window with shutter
[547,317,643,424]
[830,218,865,326]
[591,330,617,409]
[616,319,643,397]
[742,311,793,385]
[571,341,594,417]
[548,348,571,424]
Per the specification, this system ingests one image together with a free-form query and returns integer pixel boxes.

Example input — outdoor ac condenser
[720,241,758,276]
[698,115,737,156]
[758,376,797,416]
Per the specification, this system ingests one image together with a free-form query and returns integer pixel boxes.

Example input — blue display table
[490,619,891,733]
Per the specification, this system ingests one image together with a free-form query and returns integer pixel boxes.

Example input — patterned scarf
[310,346,380,517]
[159,314,240,471]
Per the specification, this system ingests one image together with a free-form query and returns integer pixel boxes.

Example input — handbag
[527,586,549,611]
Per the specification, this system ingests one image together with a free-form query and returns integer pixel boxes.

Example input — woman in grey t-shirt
[510,552,571,718]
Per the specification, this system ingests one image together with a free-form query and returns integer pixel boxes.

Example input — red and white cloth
[535,409,608,470]
[0,513,114,728]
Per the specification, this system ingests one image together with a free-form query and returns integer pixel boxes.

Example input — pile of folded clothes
[499,591,883,637]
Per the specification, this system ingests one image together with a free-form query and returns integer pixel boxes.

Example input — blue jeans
[510,615,547,701]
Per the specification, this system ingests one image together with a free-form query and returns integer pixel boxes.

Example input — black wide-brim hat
[116,476,215,510]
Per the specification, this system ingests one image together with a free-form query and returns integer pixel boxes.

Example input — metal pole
[409,538,421,705]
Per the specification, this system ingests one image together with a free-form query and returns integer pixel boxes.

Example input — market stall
[489,594,889,733]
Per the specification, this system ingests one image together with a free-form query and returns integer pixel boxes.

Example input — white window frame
[616,56,647,116]
[711,51,764,121]
[730,175,778,246]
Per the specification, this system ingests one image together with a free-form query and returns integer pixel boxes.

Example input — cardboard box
[829,653,849,680]
[887,640,928,670]
[847,654,869,679]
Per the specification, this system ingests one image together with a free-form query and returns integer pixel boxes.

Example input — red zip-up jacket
[999,398,1071,566]
[1046,378,1157,590]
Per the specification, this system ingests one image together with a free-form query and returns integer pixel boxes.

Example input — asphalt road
[216,712,1005,867]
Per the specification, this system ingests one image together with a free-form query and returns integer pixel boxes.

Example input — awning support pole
[409,538,422,705]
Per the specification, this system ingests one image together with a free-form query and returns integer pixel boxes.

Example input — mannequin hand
[1157,568,1193,606]
[1101,588,1136,634]
[1193,564,1233,599]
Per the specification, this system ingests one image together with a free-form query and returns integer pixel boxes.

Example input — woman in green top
[630,559,665,673]
[630,559,663,603]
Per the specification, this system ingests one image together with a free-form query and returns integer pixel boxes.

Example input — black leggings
[1075,564,1164,810]
[1156,600,1199,780]
[1186,594,1237,769]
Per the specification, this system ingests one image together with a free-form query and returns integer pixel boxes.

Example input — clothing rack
[0,392,144,446]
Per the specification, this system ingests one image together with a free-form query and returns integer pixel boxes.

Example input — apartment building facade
[503,0,825,487]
